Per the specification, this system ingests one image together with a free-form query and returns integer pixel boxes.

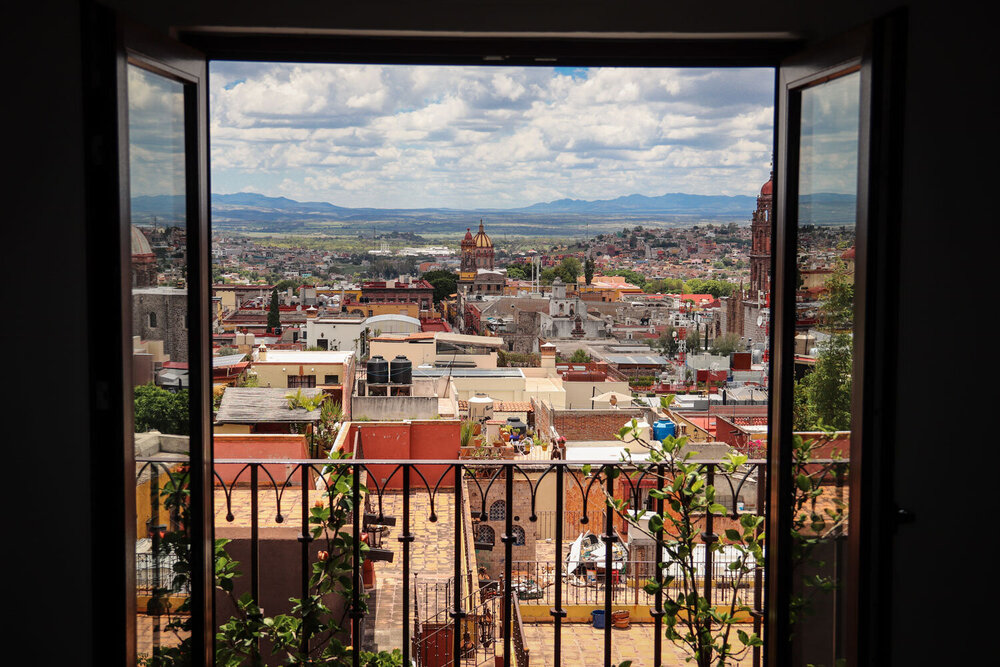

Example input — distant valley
[131,191,856,235]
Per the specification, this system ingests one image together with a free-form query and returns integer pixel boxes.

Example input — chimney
[258,343,268,361]
[540,341,557,370]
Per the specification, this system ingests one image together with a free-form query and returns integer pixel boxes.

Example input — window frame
[84,7,213,665]
[85,17,906,667]
[769,17,904,665]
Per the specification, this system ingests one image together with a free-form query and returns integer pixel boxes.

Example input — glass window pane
[128,63,192,664]
[791,70,859,666]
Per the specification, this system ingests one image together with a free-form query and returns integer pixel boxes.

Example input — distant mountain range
[130,190,856,231]
[514,192,755,216]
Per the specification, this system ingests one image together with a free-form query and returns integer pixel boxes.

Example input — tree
[421,269,458,303]
[614,404,764,667]
[584,257,595,285]
[569,348,592,363]
[267,287,280,331]
[657,326,680,356]
[134,384,189,435]
[795,333,852,430]
[557,256,582,283]
[710,332,741,356]
[793,262,854,430]
[686,325,701,354]
[505,262,530,281]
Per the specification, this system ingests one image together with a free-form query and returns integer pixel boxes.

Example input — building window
[476,523,495,546]
[323,374,339,385]
[488,500,506,521]
[148,312,157,328]
[511,525,525,546]
[287,375,316,388]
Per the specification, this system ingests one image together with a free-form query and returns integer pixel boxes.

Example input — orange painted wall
[214,434,309,485]
[341,420,461,490]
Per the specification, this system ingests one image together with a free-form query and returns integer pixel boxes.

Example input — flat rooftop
[413,367,524,378]
[255,350,354,364]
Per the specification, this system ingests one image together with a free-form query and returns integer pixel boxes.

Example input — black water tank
[367,355,389,384]
[389,355,412,384]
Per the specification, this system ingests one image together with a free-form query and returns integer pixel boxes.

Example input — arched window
[477,523,495,546]
[148,312,157,328]
[511,525,526,546]
[488,500,506,521]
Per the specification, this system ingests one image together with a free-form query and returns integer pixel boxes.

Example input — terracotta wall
[340,420,461,489]
[213,434,308,485]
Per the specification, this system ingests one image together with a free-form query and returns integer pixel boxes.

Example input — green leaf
[796,474,812,492]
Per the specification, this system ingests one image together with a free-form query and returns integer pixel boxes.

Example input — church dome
[463,228,474,242]
[760,178,773,196]
[131,225,153,256]
[473,221,492,248]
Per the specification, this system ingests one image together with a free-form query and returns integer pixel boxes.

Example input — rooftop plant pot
[611,609,630,628]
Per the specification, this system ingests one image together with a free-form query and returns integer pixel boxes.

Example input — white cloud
[208,63,775,208]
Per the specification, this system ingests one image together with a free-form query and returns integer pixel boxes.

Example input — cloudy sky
[798,71,861,197]
[128,65,187,200]
[207,63,777,209]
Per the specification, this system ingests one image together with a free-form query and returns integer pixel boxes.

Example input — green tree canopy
[709,332,741,357]
[134,384,189,435]
[267,287,280,331]
[686,325,702,353]
[539,267,559,285]
[421,269,458,303]
[505,261,530,281]
[657,326,680,356]
[556,257,582,283]
[793,262,855,430]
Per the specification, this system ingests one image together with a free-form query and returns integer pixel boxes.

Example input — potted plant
[611,609,630,629]
[460,419,476,449]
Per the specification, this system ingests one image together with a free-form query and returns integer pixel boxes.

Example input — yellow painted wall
[253,362,347,388]
[369,339,436,367]
[518,602,753,624]
[213,423,253,434]
[345,302,420,318]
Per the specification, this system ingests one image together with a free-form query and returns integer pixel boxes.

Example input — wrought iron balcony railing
[134,455,849,667]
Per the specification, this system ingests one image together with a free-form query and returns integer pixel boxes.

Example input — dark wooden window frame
[84,6,213,666]
[84,11,905,667]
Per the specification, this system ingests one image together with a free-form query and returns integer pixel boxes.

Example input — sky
[798,71,861,198]
[128,65,187,201]
[202,63,777,209]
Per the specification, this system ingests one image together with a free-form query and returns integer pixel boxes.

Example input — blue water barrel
[591,609,606,629]
[652,420,676,441]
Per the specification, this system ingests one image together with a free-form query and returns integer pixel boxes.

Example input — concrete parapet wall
[351,395,438,421]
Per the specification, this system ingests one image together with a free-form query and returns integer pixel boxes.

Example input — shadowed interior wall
[10,1,991,664]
